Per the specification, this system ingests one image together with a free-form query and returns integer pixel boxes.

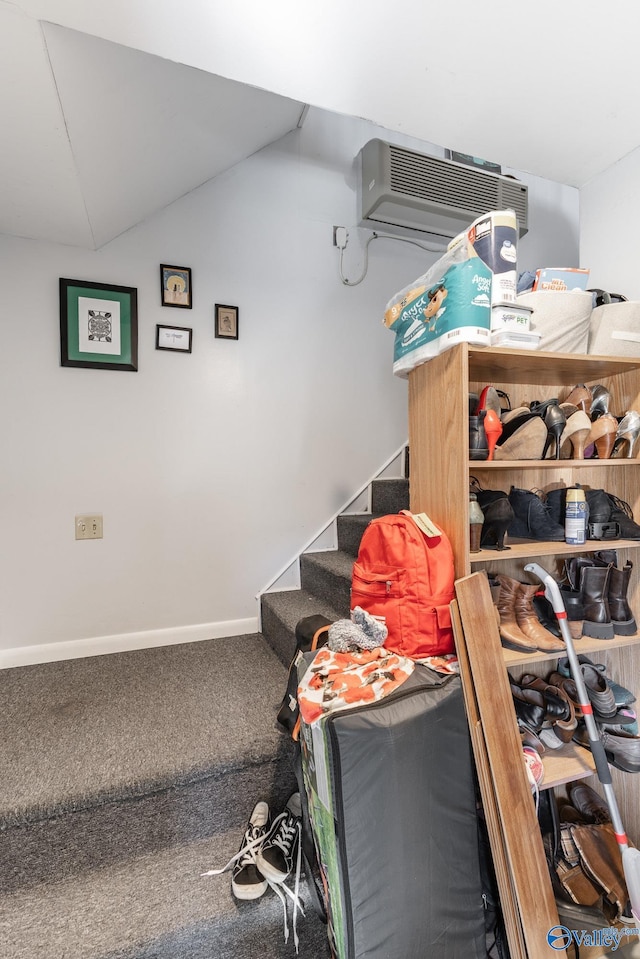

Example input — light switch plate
[75,514,103,540]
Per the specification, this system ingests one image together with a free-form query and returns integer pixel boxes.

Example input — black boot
[584,489,617,540]
[469,411,488,460]
[507,487,565,541]
[558,585,585,640]
[593,549,637,635]
[565,557,615,639]
[604,493,640,539]
[586,489,640,540]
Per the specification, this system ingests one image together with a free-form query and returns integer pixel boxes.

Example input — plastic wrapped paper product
[385,257,492,377]
[448,209,519,306]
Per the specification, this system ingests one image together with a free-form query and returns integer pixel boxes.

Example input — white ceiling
[0,9,305,248]
[3,1,640,249]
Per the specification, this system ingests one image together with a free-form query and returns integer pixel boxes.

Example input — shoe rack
[408,343,640,959]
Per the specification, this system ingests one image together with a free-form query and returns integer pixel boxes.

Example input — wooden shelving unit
[409,343,640,959]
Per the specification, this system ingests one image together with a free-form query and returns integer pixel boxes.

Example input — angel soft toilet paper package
[384,257,492,377]
[448,208,518,305]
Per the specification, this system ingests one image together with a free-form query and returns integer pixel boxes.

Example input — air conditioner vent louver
[361,139,528,238]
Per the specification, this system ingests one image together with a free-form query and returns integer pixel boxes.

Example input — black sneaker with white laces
[256,792,302,884]
[231,800,270,900]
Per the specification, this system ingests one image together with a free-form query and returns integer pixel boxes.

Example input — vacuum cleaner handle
[524,562,564,613]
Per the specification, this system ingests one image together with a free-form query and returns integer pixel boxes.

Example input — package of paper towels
[384,257,492,377]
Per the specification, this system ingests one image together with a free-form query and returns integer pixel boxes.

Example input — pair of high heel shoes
[530,397,592,460]
[560,383,640,459]
[517,388,601,460]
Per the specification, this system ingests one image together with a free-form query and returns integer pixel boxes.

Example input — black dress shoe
[568,783,610,824]
[510,681,546,738]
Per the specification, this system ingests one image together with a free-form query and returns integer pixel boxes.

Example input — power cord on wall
[336,228,447,286]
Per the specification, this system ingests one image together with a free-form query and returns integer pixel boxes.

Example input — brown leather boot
[515,583,566,652]
[495,575,537,652]
[572,823,628,920]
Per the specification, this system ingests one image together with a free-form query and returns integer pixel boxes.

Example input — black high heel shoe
[480,496,514,550]
[529,397,560,417]
[470,479,514,550]
[541,404,567,460]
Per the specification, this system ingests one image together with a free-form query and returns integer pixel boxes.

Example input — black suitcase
[297,660,487,958]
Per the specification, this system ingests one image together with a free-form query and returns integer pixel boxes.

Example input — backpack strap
[277,624,331,736]
[311,623,330,651]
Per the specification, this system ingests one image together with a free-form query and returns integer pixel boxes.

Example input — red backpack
[350,510,455,658]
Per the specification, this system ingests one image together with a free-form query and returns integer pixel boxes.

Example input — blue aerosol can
[565,486,588,545]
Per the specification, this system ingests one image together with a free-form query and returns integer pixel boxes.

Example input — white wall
[0,107,579,666]
[580,147,640,299]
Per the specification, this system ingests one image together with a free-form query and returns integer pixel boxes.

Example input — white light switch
[75,514,103,540]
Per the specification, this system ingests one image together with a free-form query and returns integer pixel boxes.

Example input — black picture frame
[215,303,239,340]
[155,324,193,353]
[59,278,138,371]
[160,264,192,309]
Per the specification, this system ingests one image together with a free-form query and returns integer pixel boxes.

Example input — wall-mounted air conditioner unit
[360,139,528,238]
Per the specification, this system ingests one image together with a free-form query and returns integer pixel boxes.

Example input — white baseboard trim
[0,617,259,669]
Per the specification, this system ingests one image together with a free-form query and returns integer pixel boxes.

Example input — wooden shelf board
[468,345,640,385]
[502,632,640,668]
[470,538,640,564]
[540,741,596,789]
[469,459,640,470]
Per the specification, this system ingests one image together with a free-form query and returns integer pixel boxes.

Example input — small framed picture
[160,264,192,309]
[215,304,239,340]
[156,324,193,353]
[60,278,138,371]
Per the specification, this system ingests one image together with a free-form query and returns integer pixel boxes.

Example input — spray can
[565,486,588,545]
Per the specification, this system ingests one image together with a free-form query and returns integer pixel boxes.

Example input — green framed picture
[59,278,138,371]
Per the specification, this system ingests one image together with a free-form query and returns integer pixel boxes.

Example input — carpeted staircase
[260,476,410,667]
[0,475,408,959]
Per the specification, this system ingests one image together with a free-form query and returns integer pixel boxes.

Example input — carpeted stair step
[338,480,409,557]
[299,550,353,618]
[370,476,409,515]
[336,512,374,556]
[3,819,330,959]
[260,588,342,667]
[0,636,327,959]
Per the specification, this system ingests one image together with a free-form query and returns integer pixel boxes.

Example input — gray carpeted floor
[0,633,331,958]
[0,634,289,823]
